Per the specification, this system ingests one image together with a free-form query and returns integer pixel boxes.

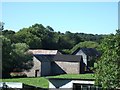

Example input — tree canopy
[2,35,33,78]
[95,30,120,89]
[70,41,99,54]
[2,23,104,51]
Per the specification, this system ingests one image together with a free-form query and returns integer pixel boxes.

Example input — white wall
[49,79,95,89]
[76,50,87,66]
[0,82,23,88]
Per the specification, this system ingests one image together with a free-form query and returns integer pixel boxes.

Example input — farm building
[23,48,100,77]
[23,49,84,77]
[72,48,101,72]
[23,49,61,77]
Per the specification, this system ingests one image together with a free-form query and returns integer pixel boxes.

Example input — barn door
[35,69,39,77]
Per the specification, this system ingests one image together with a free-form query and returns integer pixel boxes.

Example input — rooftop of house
[72,48,101,57]
[28,49,60,55]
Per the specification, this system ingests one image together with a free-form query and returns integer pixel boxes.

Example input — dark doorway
[35,70,39,77]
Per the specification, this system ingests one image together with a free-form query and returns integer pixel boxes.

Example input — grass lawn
[47,73,95,79]
[2,74,95,88]
[2,77,49,88]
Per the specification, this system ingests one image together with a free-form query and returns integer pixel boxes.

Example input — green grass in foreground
[2,74,94,88]
[47,73,95,79]
[2,77,49,88]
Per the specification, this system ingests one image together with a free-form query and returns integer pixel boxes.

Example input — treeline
[2,23,105,53]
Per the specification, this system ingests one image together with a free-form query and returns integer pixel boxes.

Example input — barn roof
[28,49,60,55]
[34,55,82,62]
[72,48,100,57]
[53,55,82,62]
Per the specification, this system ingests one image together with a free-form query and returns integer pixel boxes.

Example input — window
[73,83,101,90]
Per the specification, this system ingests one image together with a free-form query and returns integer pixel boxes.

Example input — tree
[46,26,54,32]
[10,43,33,72]
[15,28,42,49]
[1,36,12,78]
[2,30,16,43]
[42,31,59,49]
[58,35,74,49]
[0,22,4,30]
[71,41,99,54]
[2,36,33,78]
[95,30,120,89]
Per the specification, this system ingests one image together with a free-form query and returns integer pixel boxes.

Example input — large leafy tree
[2,30,16,43]
[1,36,12,78]
[16,31,42,49]
[2,36,33,78]
[95,30,120,89]
[10,43,33,72]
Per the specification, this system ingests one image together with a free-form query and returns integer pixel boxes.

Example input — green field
[2,77,49,88]
[2,74,94,88]
[47,74,95,79]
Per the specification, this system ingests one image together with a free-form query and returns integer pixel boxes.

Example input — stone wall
[24,56,41,77]
[51,61,80,75]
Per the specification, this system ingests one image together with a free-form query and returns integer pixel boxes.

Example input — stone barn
[23,49,61,77]
[72,48,101,72]
[23,49,84,77]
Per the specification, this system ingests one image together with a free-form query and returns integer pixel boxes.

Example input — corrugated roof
[28,49,59,55]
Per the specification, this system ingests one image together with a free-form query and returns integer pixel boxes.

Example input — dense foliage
[1,35,33,78]
[70,41,99,54]
[2,23,104,51]
[95,30,120,89]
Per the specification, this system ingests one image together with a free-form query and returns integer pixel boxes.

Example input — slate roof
[28,49,60,55]
[72,48,100,57]
[34,55,82,62]
[53,55,82,62]
[29,49,82,62]
[34,55,55,62]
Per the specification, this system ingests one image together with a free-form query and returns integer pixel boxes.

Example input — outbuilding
[23,49,84,77]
